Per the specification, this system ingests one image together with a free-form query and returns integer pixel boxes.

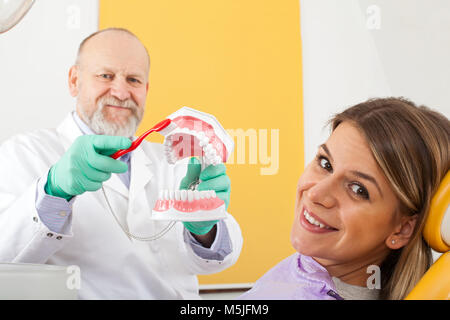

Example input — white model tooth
[210,190,216,198]
[199,137,209,147]
[205,144,213,153]
[180,190,187,201]
[205,152,216,164]
[202,158,210,167]
[193,190,200,200]
[169,190,175,200]
[175,190,181,201]
[187,190,194,202]
[158,190,164,199]
[207,149,216,158]
[199,191,205,199]
[209,156,219,166]
[197,131,206,139]
[163,189,169,200]
[211,157,219,166]
[205,191,211,199]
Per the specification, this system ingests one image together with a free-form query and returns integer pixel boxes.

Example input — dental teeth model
[151,107,234,222]
[162,107,233,166]
[153,189,225,222]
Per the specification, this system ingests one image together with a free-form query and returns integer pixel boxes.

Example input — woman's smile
[299,206,338,233]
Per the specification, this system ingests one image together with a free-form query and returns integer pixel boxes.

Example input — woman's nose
[306,177,337,209]
[110,78,131,101]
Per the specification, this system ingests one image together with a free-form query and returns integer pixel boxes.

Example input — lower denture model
[151,107,234,221]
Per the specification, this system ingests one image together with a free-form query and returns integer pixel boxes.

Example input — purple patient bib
[238,253,342,300]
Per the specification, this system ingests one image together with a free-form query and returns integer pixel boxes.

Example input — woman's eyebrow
[319,144,333,162]
[319,143,383,198]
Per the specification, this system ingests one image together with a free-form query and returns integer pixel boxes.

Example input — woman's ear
[68,65,80,97]
[386,214,418,249]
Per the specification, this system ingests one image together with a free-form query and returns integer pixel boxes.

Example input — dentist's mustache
[97,95,139,112]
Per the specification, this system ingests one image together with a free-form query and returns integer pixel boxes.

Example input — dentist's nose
[110,78,131,101]
[307,177,337,209]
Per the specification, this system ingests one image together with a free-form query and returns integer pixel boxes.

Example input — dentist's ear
[386,214,418,250]
[68,65,80,97]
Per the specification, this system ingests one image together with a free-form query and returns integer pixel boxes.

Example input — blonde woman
[239,97,449,300]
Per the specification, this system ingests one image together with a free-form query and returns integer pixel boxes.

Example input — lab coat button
[33,217,38,222]
[56,236,63,240]
[47,233,53,238]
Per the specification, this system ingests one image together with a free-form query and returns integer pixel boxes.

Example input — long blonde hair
[331,97,450,300]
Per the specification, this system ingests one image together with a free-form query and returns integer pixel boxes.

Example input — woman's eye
[350,183,370,200]
[318,156,332,172]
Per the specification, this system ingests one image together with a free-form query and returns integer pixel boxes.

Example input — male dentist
[0,28,242,299]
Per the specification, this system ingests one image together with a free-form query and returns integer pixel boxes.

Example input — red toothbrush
[110,118,174,159]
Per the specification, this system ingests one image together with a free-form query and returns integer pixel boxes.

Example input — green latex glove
[179,157,231,235]
[45,135,131,200]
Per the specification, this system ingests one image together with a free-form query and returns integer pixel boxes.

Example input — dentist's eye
[127,77,140,83]
[99,74,113,80]
[317,155,332,172]
[349,183,370,200]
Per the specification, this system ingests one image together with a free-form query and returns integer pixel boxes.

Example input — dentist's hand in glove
[179,157,231,242]
[45,135,132,200]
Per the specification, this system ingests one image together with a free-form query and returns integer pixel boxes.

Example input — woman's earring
[391,239,396,244]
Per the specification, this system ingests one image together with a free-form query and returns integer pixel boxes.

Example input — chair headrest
[423,171,450,252]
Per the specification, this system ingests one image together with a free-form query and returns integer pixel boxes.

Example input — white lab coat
[0,113,243,299]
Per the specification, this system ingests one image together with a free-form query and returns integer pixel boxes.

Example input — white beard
[78,95,143,138]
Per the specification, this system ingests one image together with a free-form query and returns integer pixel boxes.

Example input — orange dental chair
[406,171,450,300]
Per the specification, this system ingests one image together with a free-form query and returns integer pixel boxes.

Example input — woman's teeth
[303,210,333,230]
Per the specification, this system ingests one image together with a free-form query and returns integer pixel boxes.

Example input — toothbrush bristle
[158,122,178,136]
